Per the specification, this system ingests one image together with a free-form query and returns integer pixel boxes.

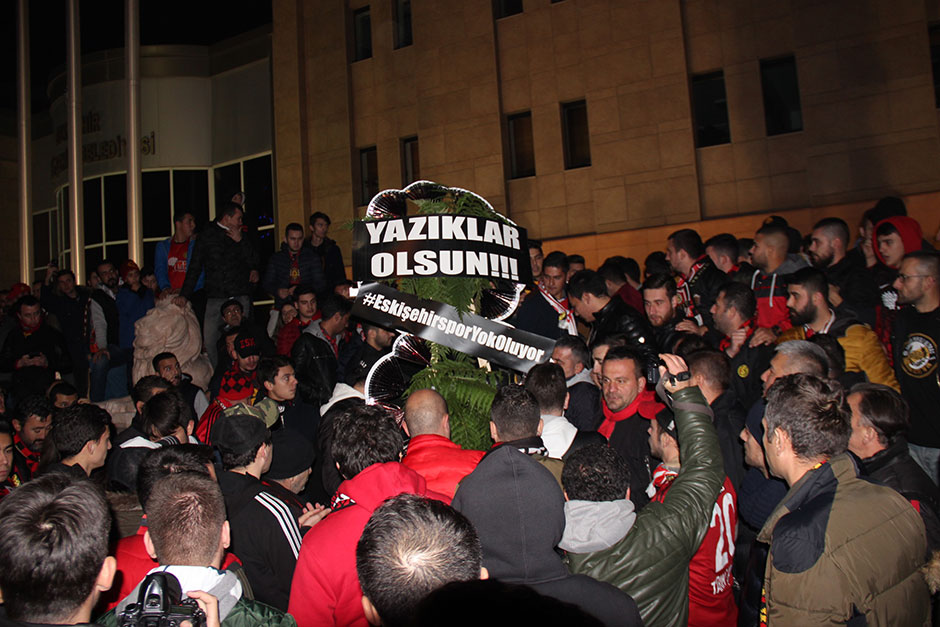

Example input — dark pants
[89,345,133,402]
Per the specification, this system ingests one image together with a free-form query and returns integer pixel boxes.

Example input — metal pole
[16,0,33,283]
[125,0,142,264]
[67,0,85,282]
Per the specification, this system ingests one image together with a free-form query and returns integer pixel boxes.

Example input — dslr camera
[119,572,206,627]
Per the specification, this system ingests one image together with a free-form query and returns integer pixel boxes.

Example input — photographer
[0,473,220,627]
[99,472,294,626]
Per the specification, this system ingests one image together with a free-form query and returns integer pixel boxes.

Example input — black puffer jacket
[181,222,259,299]
[308,237,346,289]
[589,297,657,355]
[290,332,337,408]
[861,437,940,553]
[453,445,643,627]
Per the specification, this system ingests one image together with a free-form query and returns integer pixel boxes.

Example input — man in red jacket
[401,389,484,499]
[288,404,448,627]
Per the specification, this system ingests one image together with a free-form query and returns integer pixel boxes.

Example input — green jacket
[565,386,724,627]
[757,453,929,626]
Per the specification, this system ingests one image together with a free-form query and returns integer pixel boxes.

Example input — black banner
[353,283,553,372]
[352,214,531,284]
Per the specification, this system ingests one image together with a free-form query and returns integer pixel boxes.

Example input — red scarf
[598,389,664,439]
[648,463,678,501]
[676,255,709,323]
[14,433,41,476]
[718,318,756,352]
[18,316,42,335]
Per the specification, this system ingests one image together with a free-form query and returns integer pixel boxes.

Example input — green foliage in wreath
[379,187,515,450]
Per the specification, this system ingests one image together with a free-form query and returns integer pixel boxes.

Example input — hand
[226,226,242,243]
[726,327,748,358]
[749,327,777,347]
[172,295,188,308]
[92,349,110,363]
[298,502,330,528]
[249,270,260,284]
[34,354,48,368]
[658,353,692,393]
[45,264,56,283]
[676,319,707,336]
[183,590,220,627]
[828,284,843,308]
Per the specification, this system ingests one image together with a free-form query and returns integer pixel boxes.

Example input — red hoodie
[287,462,449,627]
[873,216,923,268]
[402,434,485,500]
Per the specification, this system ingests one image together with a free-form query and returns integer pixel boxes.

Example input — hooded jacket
[287,462,448,627]
[873,216,923,268]
[750,254,808,331]
[758,453,929,626]
[453,445,642,627]
[563,387,724,627]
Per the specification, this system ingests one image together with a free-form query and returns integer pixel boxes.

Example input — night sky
[0,0,272,116]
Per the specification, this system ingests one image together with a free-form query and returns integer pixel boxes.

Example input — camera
[119,572,206,627]
[646,357,667,386]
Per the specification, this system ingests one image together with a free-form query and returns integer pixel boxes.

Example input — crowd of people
[0,195,939,626]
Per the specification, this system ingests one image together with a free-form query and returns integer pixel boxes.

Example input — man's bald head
[404,389,450,437]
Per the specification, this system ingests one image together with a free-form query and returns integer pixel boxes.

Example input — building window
[760,56,803,136]
[401,137,420,186]
[561,101,591,169]
[494,0,523,19]
[691,71,731,147]
[393,0,412,49]
[507,112,535,178]
[360,146,379,205]
[353,7,373,61]
[930,26,940,107]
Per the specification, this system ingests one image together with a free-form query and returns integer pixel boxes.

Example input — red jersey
[166,240,190,291]
[651,466,738,626]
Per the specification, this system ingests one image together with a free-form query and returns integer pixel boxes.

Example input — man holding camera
[99,472,295,626]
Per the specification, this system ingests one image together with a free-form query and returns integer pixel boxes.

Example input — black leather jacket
[588,297,657,355]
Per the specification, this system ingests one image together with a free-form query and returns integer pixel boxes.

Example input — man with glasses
[892,251,940,482]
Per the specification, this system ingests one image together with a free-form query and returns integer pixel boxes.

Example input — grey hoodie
[559,499,637,553]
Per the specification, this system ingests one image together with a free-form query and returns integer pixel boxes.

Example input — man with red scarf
[598,346,663,511]
[0,295,71,398]
[9,395,53,483]
[710,282,774,411]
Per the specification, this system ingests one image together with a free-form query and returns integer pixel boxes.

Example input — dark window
[494,0,523,19]
[142,171,171,239]
[930,26,940,108]
[507,112,535,178]
[213,163,242,216]
[143,241,158,272]
[107,243,128,266]
[32,213,50,268]
[173,170,210,230]
[354,7,372,61]
[760,56,803,136]
[359,147,379,206]
[242,156,274,230]
[83,179,103,246]
[104,174,127,243]
[691,71,731,147]
[393,0,412,49]
[401,137,420,186]
[561,101,591,169]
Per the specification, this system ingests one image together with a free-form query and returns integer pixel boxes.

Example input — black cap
[234,331,260,358]
[264,428,315,480]
[211,413,269,457]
